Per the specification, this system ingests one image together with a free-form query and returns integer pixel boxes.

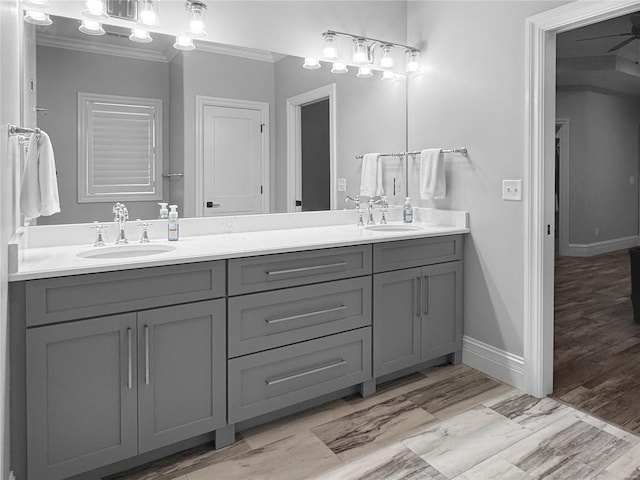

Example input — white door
[202,105,264,216]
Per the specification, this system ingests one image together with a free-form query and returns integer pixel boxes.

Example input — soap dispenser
[158,202,169,219]
[403,197,414,223]
[168,205,179,241]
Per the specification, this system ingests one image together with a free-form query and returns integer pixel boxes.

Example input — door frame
[556,119,570,256]
[286,84,337,212]
[524,0,640,397]
[195,95,269,217]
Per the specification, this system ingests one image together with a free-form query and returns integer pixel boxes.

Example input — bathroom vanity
[9,211,467,480]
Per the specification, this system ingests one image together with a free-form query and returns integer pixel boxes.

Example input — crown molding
[37,32,169,62]
[193,41,280,63]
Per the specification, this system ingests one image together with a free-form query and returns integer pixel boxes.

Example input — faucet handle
[91,221,107,247]
[137,219,151,243]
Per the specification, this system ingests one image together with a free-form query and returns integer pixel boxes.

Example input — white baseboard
[566,235,639,257]
[462,336,525,391]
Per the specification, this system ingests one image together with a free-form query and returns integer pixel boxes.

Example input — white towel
[20,131,60,219]
[360,153,384,197]
[419,148,445,200]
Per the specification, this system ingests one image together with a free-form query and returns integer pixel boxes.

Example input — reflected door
[202,105,265,216]
[300,99,330,211]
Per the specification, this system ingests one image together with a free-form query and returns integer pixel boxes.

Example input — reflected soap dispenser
[168,205,179,241]
[158,202,169,219]
[403,197,414,223]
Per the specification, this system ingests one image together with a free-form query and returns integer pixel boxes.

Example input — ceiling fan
[576,14,640,53]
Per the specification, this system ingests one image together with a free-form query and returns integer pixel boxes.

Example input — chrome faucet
[367,196,389,225]
[113,202,129,245]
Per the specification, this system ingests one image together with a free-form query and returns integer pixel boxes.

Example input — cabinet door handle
[266,262,347,276]
[423,277,429,315]
[127,327,132,389]
[416,277,422,317]
[266,305,347,325]
[265,359,347,386]
[144,325,150,385]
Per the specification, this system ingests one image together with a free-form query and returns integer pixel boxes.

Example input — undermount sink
[77,244,176,259]
[365,224,423,232]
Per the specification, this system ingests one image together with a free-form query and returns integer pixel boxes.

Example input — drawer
[228,328,371,423]
[228,245,372,295]
[228,277,371,357]
[26,261,226,327]
[373,235,462,273]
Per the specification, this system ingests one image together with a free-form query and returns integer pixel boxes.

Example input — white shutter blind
[79,93,162,202]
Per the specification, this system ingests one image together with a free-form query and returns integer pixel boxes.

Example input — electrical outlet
[595,227,599,236]
[337,178,347,192]
[502,180,522,201]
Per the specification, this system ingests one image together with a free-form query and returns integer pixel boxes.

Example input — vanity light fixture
[356,65,373,78]
[330,62,348,74]
[174,35,195,50]
[130,27,153,43]
[185,0,207,38]
[83,0,108,20]
[79,18,105,35]
[381,70,397,82]
[321,32,338,60]
[317,30,421,76]
[138,0,159,26]
[23,9,52,25]
[303,57,321,70]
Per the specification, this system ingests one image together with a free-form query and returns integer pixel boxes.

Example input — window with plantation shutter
[78,93,163,202]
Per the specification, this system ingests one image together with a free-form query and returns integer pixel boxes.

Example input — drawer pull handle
[144,325,150,385]
[266,305,347,325]
[416,277,422,317]
[127,328,132,389]
[266,262,348,276]
[265,359,347,386]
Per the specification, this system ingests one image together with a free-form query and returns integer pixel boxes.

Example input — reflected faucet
[345,195,364,226]
[113,202,129,245]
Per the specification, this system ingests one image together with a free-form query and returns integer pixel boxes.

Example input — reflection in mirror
[28,15,407,225]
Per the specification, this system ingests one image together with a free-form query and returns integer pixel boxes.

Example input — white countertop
[9,209,469,281]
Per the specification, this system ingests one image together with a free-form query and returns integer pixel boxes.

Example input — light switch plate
[337,178,347,192]
[502,179,522,201]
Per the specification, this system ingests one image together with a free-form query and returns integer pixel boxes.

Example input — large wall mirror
[25,15,407,225]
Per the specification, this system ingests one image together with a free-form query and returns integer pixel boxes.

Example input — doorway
[195,96,269,217]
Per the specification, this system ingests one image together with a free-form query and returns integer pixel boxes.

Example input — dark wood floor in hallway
[552,248,640,434]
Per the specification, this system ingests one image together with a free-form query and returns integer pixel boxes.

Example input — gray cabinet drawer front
[26,261,225,327]
[228,277,372,357]
[373,236,462,272]
[228,245,372,295]
[228,328,371,423]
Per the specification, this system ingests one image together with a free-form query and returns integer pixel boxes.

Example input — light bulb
[381,70,396,82]
[23,9,52,25]
[303,57,321,70]
[130,28,152,43]
[352,38,370,65]
[356,66,373,78]
[139,0,158,26]
[380,44,395,69]
[331,62,348,74]
[406,50,420,73]
[322,32,338,60]
[22,0,50,8]
[187,2,207,38]
[79,18,105,35]
[83,0,108,19]
[174,35,195,51]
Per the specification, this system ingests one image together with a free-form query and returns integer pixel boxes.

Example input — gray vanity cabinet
[373,236,463,377]
[26,313,139,480]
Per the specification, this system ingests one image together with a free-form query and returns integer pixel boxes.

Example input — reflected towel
[419,148,445,200]
[360,153,384,197]
[20,131,60,219]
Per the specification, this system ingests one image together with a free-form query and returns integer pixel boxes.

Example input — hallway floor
[552,249,640,434]
[108,364,640,480]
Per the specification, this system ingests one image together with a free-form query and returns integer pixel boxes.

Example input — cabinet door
[373,267,422,377]
[137,299,226,453]
[26,314,138,480]
[421,261,463,361]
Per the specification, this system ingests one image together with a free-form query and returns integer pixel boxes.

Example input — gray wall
[557,88,640,245]
[274,55,407,211]
[169,53,185,209]
[176,50,276,217]
[36,45,171,225]
[407,0,569,357]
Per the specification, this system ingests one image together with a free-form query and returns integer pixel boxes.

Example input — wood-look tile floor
[106,364,640,480]
[552,249,640,434]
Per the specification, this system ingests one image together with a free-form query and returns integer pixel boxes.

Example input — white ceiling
[556,12,640,96]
